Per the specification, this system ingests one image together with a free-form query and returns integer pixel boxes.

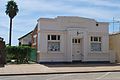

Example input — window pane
[91,43,101,51]
[72,39,74,43]
[51,35,56,40]
[78,39,80,43]
[99,37,101,42]
[91,37,93,41]
[58,35,60,40]
[75,39,77,43]
[33,37,36,43]
[48,42,60,51]
[48,35,50,40]
[94,37,98,41]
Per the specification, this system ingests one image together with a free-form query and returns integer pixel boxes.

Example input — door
[72,38,82,61]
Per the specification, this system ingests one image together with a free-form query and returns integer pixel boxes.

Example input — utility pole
[113,17,114,33]
[119,21,120,32]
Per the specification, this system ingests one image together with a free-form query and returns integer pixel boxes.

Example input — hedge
[6,46,35,64]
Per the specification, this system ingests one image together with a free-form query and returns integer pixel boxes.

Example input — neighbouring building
[109,33,120,62]
[37,16,115,63]
[18,25,38,49]
[31,24,38,49]
[18,31,33,46]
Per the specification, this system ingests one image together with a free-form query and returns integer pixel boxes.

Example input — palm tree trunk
[9,18,12,46]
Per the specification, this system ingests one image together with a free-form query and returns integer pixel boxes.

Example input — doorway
[72,38,82,61]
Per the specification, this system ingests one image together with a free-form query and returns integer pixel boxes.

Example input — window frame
[47,34,61,53]
[90,36,102,52]
[33,35,37,45]
[72,38,81,44]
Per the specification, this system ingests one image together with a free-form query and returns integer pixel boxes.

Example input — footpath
[0,63,120,76]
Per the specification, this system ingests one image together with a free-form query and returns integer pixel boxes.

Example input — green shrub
[6,46,34,64]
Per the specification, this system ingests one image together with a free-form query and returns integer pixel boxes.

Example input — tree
[5,0,19,46]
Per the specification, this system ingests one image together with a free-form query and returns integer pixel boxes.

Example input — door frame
[72,38,82,61]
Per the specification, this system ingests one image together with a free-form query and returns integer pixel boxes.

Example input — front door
[72,38,82,61]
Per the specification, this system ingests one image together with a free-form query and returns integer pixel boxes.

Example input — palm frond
[5,0,19,19]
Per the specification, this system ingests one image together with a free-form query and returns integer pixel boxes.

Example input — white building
[37,16,115,63]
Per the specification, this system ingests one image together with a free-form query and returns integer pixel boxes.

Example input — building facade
[31,25,38,49]
[37,16,115,63]
[109,33,120,62]
[18,31,33,46]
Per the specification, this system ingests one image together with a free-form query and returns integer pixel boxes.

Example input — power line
[109,17,120,33]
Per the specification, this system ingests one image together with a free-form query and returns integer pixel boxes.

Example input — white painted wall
[37,16,110,62]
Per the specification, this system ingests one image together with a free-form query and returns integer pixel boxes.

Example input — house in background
[18,29,38,62]
[109,33,120,62]
[18,31,33,46]
[37,16,115,63]
[31,24,38,49]
[18,25,38,49]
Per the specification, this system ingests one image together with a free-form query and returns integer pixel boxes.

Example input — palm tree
[5,0,19,46]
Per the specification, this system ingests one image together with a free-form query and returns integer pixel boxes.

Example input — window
[51,35,56,40]
[78,39,80,43]
[99,37,101,42]
[33,37,36,43]
[75,39,77,43]
[48,42,60,51]
[90,36,102,51]
[48,35,60,52]
[91,37,93,41]
[33,35,37,45]
[91,43,101,51]
[48,35,60,40]
[91,36,101,42]
[48,35,50,40]
[72,38,80,44]
[72,39,74,43]
[94,37,98,41]
[58,35,60,40]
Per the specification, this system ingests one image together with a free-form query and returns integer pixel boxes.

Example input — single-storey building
[18,26,38,49]
[109,32,120,62]
[18,31,33,46]
[37,16,115,63]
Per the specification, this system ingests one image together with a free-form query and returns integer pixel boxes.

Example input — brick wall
[31,25,38,49]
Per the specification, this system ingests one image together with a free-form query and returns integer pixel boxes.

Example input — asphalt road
[0,72,120,80]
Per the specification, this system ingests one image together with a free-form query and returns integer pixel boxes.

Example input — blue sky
[0,0,120,45]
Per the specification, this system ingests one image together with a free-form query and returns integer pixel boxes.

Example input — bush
[6,46,34,64]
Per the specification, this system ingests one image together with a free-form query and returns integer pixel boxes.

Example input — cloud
[66,0,120,8]
[3,0,120,18]
[86,0,120,8]
[1,0,120,45]
[14,0,119,19]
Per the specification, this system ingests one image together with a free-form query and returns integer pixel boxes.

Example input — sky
[0,0,120,45]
